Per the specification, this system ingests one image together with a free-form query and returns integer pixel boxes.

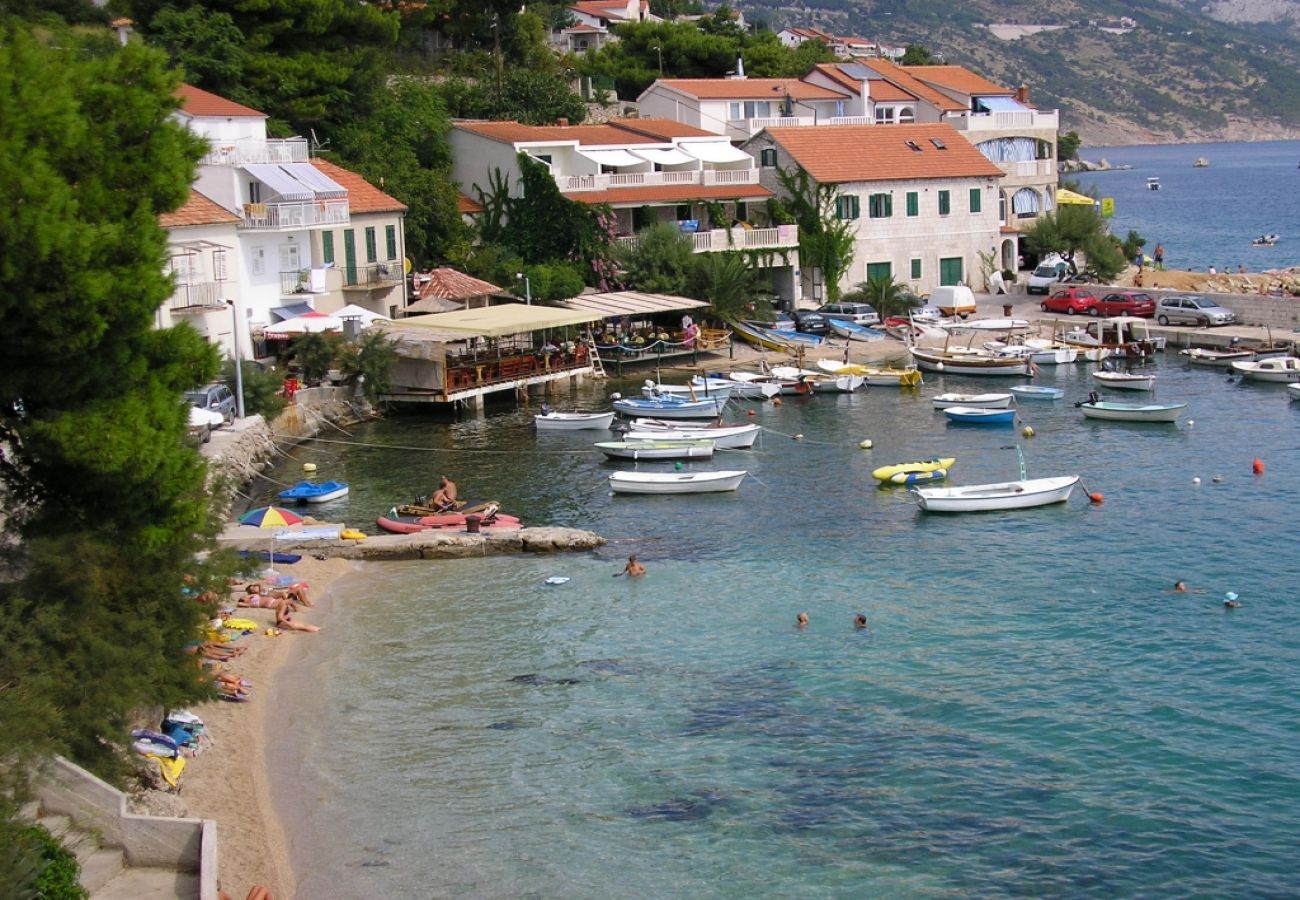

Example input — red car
[1093,291,1156,317]
[1040,286,1098,315]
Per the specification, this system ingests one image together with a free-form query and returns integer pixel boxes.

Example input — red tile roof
[611,118,720,140]
[160,189,239,228]
[414,267,501,301]
[571,0,636,20]
[565,183,773,207]
[654,78,848,101]
[854,60,964,112]
[457,192,485,214]
[175,84,265,118]
[759,124,1003,184]
[564,23,604,32]
[810,64,864,95]
[309,158,407,214]
[455,120,662,146]
[905,65,1012,98]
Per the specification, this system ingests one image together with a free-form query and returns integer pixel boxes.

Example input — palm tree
[841,274,921,320]
[688,252,762,322]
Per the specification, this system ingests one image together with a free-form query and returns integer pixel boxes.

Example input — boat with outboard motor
[1231,356,1300,382]
[1077,394,1186,423]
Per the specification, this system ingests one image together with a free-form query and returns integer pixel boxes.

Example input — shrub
[20,824,88,900]
[219,359,286,420]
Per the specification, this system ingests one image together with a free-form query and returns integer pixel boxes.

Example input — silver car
[817,302,880,326]
[1155,295,1237,327]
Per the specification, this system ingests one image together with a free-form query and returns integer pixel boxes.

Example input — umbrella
[264,311,344,338]
[239,506,305,528]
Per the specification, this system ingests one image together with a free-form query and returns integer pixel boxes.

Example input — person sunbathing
[193,641,246,661]
[275,603,319,633]
[240,582,311,609]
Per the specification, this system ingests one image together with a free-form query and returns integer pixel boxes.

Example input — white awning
[244,163,314,201]
[630,147,696,166]
[680,142,753,164]
[283,163,347,198]
[577,148,645,168]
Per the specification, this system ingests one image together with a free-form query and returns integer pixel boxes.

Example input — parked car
[185,382,236,426]
[771,311,796,331]
[1156,295,1237,327]
[1026,257,1070,295]
[186,405,224,445]
[816,302,880,326]
[1041,286,1099,315]
[1093,291,1156,318]
[791,310,830,335]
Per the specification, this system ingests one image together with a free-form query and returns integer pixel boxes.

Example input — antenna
[309,128,330,154]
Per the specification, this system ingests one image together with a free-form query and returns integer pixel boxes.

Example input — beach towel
[149,753,186,789]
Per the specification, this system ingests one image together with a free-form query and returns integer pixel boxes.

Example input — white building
[636,78,853,142]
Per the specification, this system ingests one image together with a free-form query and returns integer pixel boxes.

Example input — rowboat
[1287,383,1300,400]
[622,424,760,449]
[594,440,715,460]
[913,476,1080,512]
[277,480,349,503]
[731,320,803,352]
[1092,370,1155,391]
[931,392,1013,409]
[871,457,956,484]
[608,470,747,494]
[986,340,1078,365]
[1230,356,1300,382]
[828,319,888,342]
[641,378,735,400]
[1179,347,1254,367]
[938,317,1031,335]
[721,372,784,399]
[1078,400,1186,423]
[1010,385,1063,401]
[376,510,522,533]
[770,366,863,393]
[612,395,728,419]
[534,411,617,431]
[817,360,924,386]
[942,406,1017,424]
[909,347,1031,376]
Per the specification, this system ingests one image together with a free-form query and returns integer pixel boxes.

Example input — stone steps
[28,808,195,899]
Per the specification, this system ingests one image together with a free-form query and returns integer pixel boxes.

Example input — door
[939,257,964,286]
[343,230,357,286]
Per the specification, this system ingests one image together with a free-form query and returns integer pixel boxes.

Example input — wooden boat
[376,510,522,533]
[942,406,1016,424]
[1010,385,1064,401]
[1179,347,1254,367]
[872,457,956,484]
[931,392,1013,409]
[913,476,1080,512]
[1092,370,1155,391]
[817,360,924,386]
[612,395,728,419]
[640,378,735,401]
[909,347,1030,376]
[828,319,888,342]
[1230,356,1300,382]
[988,339,1078,365]
[594,440,715,460]
[1061,317,1159,359]
[769,327,824,347]
[731,320,800,352]
[1078,400,1186,423]
[534,411,617,430]
[608,470,747,494]
[277,480,349,503]
[622,424,759,449]
[939,317,1031,335]
[769,366,862,393]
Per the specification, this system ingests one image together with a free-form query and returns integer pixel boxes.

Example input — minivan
[1027,256,1069,294]
[185,383,236,426]
[928,285,977,319]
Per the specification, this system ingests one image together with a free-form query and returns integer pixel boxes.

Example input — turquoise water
[265,362,1300,897]
[1073,140,1300,271]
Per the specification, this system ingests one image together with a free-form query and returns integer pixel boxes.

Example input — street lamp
[517,272,532,305]
[652,45,663,76]
[225,299,246,419]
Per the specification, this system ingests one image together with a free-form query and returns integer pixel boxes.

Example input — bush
[337,330,398,405]
[20,824,87,900]
[219,359,286,420]
[289,333,342,385]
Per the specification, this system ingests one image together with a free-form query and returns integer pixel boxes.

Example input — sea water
[1072,140,1300,271]
[264,362,1300,897]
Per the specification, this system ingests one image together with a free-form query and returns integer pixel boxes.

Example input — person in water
[1170,581,1208,594]
[796,612,809,629]
[431,475,458,511]
[1223,592,1242,609]
[614,554,646,577]
[853,614,868,630]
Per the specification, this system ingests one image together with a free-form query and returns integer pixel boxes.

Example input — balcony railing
[827,116,873,126]
[342,263,404,290]
[240,199,349,231]
[998,159,1057,178]
[168,281,224,313]
[201,139,310,167]
[618,225,798,256]
[556,169,757,192]
[948,109,1060,132]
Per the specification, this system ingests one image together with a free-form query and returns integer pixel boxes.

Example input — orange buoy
[1252,457,1265,475]
[1088,492,1104,504]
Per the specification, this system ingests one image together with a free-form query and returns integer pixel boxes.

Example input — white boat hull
[535,411,617,431]
[1010,386,1064,401]
[609,470,747,494]
[910,348,1030,376]
[931,393,1014,409]
[1092,372,1155,391]
[612,398,728,419]
[1180,348,1254,367]
[1288,383,1300,400]
[623,424,760,449]
[595,441,715,460]
[304,487,349,503]
[642,380,735,401]
[914,476,1080,512]
[1231,358,1300,382]
[1080,402,1186,423]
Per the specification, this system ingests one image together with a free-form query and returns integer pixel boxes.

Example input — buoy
[1187,419,1195,427]
[1193,476,1201,485]
[1088,492,1104,505]
[302,462,317,473]
[772,398,782,407]
[859,439,873,449]
[1212,474,1223,483]
[793,433,803,441]
[1022,426,1035,438]
[936,362,945,372]
[1252,457,1265,475]
[674,462,683,471]
[747,409,756,417]
[610,392,622,401]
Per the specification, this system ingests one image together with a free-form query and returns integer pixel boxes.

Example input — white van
[928,285,977,319]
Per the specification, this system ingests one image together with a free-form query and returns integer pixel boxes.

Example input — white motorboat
[989,339,1078,365]
[1231,356,1300,382]
[1287,382,1300,400]
[641,378,735,401]
[622,423,760,449]
[608,470,747,494]
[769,366,863,393]
[595,440,715,460]
[1061,316,1160,359]
[931,392,1014,409]
[1079,400,1186,423]
[534,411,617,431]
[718,372,783,399]
[914,476,1079,512]
[1179,347,1255,367]
[909,347,1031,376]
[1092,370,1156,391]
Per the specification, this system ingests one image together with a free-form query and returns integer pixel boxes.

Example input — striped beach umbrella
[238,506,305,528]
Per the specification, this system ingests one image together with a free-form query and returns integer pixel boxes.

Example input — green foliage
[21,824,87,900]
[147,6,250,100]
[438,70,585,125]
[220,359,286,420]
[337,330,398,405]
[1057,130,1082,162]
[842,275,920,320]
[290,333,342,385]
[901,44,940,66]
[687,252,761,322]
[619,223,696,295]
[1020,205,1129,284]
[523,262,587,302]
[774,165,855,301]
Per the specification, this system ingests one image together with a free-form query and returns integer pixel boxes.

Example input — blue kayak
[278,480,349,503]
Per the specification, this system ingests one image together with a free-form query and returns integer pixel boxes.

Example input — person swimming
[614,554,645,577]
[853,614,868,630]
[796,612,809,629]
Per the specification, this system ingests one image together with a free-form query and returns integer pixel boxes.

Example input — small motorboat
[872,457,956,484]
[1179,347,1254,367]
[621,424,760,450]
[1251,233,1279,247]
[931,392,1014,409]
[1092,370,1155,391]
[1010,385,1064,401]
[769,366,863,393]
[1147,177,1161,191]
[1231,356,1300,382]
[640,378,735,401]
[913,476,1080,512]
[1078,399,1186,423]
[1287,383,1300,401]
[278,480,349,503]
[534,410,617,431]
[942,406,1016,425]
[594,440,715,461]
[608,470,747,494]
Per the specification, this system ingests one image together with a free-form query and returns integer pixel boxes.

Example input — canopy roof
[264,311,342,337]
[680,141,753,164]
[557,291,708,317]
[577,148,646,168]
[1055,188,1098,206]
[630,147,696,166]
[398,303,600,337]
[243,162,346,201]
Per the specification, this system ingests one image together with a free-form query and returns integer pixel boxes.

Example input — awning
[679,142,753,164]
[334,303,390,325]
[398,303,601,338]
[244,164,314,201]
[577,148,645,168]
[283,163,347,198]
[976,96,1030,113]
[557,291,708,318]
[270,302,315,322]
[1055,188,1098,206]
[265,311,343,337]
[630,147,697,166]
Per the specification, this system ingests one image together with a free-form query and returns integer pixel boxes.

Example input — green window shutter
[761,148,777,167]
[364,227,377,263]
[850,196,860,219]
[969,188,981,213]
[906,192,918,217]
[385,225,397,259]
[866,262,892,281]
[939,190,951,216]
[321,231,334,265]
[910,257,922,279]
[884,194,893,217]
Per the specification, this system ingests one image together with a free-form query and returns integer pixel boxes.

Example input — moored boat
[913,476,1080,512]
[594,440,715,460]
[534,410,617,430]
[871,457,956,484]
[1092,370,1156,391]
[1010,385,1064,401]
[931,392,1014,409]
[1061,316,1160,359]
[1078,400,1186,423]
[1230,356,1300,382]
[816,360,924,386]
[278,480,349,503]
[1179,347,1254,367]
[909,347,1031,376]
[731,320,802,352]
[612,395,729,419]
[608,470,747,494]
[622,424,760,449]
[769,365,862,393]
[640,378,735,400]
[1287,383,1300,400]
[942,406,1017,424]
[939,317,1031,335]
[828,318,888,342]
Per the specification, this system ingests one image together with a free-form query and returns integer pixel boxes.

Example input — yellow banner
[1101,197,1115,218]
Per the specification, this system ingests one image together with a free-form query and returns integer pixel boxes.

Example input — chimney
[557,117,569,126]
[1015,84,1029,104]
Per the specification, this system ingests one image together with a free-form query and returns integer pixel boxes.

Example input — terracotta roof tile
[175,84,266,118]
[757,124,1003,184]
[905,65,1012,98]
[571,0,636,19]
[653,78,848,101]
[309,158,407,214]
[565,183,773,206]
[855,60,964,112]
[414,267,501,301]
[610,118,719,140]
[160,189,239,228]
[457,192,485,214]
[454,120,662,145]
[564,23,604,32]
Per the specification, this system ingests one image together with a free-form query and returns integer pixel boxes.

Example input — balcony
[342,263,404,291]
[556,168,757,193]
[618,225,798,258]
[725,116,813,140]
[827,116,873,126]
[240,199,349,231]
[167,281,224,314]
[201,139,310,167]
[948,109,1060,133]
[998,159,1057,178]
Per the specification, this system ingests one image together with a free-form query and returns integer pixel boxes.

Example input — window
[866,262,892,281]
[730,101,770,119]
[969,188,982,214]
[729,102,741,120]
[735,201,747,221]
[676,204,692,221]
[910,257,922,280]
[322,232,334,266]
[930,138,947,150]
[532,153,553,165]
[213,249,228,282]
[905,139,922,152]
[248,181,261,204]
[279,242,300,273]
[939,256,963,285]
[760,148,777,167]
[898,106,915,123]
[364,227,377,263]
[938,190,951,216]
[875,107,895,124]
[385,225,397,260]
[868,193,892,219]
[834,100,846,118]
[906,192,919,217]
[835,195,860,220]
[250,246,266,277]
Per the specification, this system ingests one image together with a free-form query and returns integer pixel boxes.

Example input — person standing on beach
[1153,243,1164,270]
